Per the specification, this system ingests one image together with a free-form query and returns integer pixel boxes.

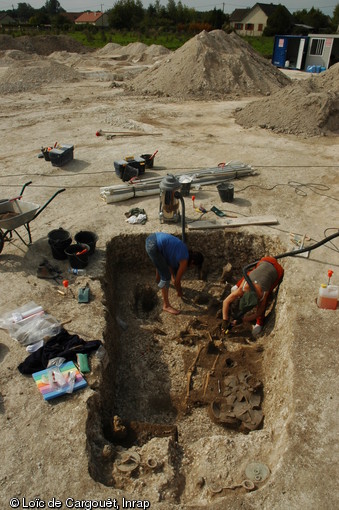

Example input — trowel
[78,283,90,303]
[210,205,237,218]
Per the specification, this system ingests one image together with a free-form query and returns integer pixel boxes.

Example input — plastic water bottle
[68,268,86,275]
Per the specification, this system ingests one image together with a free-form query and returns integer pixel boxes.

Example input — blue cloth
[145,233,188,289]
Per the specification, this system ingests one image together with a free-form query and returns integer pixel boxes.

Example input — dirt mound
[136,43,171,64]
[112,41,148,58]
[0,34,93,56]
[0,49,39,63]
[0,59,81,94]
[47,51,84,67]
[96,41,170,65]
[96,42,122,55]
[235,63,339,137]
[126,30,290,99]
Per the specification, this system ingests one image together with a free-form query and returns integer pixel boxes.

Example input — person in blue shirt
[146,232,204,315]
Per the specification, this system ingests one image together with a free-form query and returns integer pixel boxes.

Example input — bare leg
[162,287,180,315]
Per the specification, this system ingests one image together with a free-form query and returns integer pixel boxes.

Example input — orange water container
[317,284,338,310]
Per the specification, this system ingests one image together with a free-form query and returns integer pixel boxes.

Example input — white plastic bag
[0,301,61,346]
[10,314,61,346]
[0,301,43,329]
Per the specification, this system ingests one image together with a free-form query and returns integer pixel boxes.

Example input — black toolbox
[48,144,74,167]
[114,156,146,181]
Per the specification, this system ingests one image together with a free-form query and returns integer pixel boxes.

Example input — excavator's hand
[221,319,232,336]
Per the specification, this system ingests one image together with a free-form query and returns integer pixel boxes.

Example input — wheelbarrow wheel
[0,231,4,254]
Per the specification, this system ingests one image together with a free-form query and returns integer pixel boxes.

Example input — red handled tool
[76,248,88,256]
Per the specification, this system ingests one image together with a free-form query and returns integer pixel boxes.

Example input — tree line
[2,0,339,35]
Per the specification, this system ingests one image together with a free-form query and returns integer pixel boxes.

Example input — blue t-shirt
[155,233,189,272]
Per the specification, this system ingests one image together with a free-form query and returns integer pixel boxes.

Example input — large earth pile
[125,30,291,100]
[0,34,93,55]
[0,59,81,94]
[234,63,339,137]
[0,35,91,94]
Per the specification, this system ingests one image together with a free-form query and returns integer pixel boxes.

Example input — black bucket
[74,231,98,256]
[48,228,72,260]
[180,182,191,197]
[64,243,90,269]
[122,164,139,182]
[217,182,234,203]
[140,154,155,169]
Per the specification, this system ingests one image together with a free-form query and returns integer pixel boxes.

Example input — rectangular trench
[86,230,294,507]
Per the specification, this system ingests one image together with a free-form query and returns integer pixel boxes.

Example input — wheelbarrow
[0,181,66,254]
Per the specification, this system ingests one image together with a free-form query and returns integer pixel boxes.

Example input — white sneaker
[252,324,262,337]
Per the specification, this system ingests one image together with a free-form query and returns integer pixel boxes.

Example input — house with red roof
[74,11,109,27]
[63,12,82,24]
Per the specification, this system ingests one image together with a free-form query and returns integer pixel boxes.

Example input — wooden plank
[187,216,278,230]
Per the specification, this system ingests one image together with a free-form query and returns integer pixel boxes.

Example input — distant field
[69,31,275,57]
[7,28,275,58]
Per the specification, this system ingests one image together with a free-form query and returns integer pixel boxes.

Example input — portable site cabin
[304,34,339,70]
[272,35,308,70]
[272,34,339,71]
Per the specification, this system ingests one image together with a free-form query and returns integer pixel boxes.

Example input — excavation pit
[87,231,292,506]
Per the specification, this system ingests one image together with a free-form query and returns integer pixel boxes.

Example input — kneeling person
[222,256,284,336]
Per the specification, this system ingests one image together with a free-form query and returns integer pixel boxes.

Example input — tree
[176,2,195,24]
[29,10,50,25]
[294,6,333,32]
[166,0,177,21]
[303,7,331,31]
[263,5,293,36]
[204,8,227,30]
[52,13,69,27]
[15,2,35,22]
[44,0,64,15]
[333,3,339,27]
[108,0,144,30]
[293,8,307,27]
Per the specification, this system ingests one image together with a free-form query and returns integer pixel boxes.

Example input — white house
[230,3,290,37]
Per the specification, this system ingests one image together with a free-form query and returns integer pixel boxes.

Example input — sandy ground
[0,39,338,510]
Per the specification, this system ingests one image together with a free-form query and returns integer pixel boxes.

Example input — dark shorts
[145,234,170,289]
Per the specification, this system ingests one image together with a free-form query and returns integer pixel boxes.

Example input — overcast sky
[0,0,337,17]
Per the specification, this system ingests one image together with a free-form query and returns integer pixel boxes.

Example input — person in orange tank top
[222,257,284,337]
